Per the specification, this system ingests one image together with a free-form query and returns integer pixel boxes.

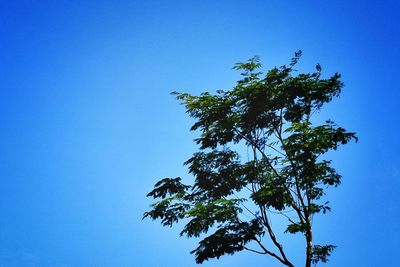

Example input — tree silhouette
[144,51,357,267]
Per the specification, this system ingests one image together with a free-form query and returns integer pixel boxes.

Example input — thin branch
[261,210,293,265]
[265,143,286,157]
[252,237,292,266]
[232,193,258,220]
[269,210,297,225]
[243,246,267,255]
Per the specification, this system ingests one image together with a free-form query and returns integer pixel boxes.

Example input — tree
[143,51,357,267]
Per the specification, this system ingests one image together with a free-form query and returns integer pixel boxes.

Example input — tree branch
[243,246,267,255]
[252,237,293,267]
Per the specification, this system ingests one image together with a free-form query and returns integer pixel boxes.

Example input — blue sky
[0,0,399,266]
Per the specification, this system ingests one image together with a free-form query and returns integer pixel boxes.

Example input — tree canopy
[144,51,357,267]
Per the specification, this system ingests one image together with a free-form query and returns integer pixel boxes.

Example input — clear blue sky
[0,1,399,266]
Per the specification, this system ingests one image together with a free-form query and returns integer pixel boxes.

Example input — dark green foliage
[191,219,264,263]
[185,150,245,199]
[146,177,190,199]
[180,199,243,238]
[144,51,356,267]
[285,222,308,234]
[311,245,336,264]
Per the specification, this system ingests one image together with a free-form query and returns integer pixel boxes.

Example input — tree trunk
[305,228,313,267]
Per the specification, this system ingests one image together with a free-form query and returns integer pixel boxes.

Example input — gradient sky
[0,1,399,266]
